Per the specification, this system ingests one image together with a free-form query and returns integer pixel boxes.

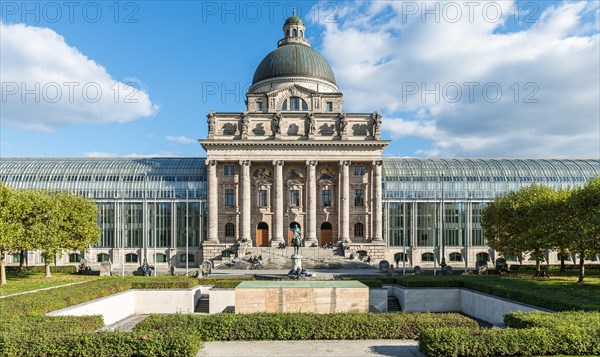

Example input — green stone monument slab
[235,281,369,314]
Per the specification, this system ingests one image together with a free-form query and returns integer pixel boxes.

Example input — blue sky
[1,1,599,158]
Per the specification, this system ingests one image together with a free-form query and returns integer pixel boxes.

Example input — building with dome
[1,13,599,271]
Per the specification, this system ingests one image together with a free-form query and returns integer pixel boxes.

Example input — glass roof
[382,158,600,200]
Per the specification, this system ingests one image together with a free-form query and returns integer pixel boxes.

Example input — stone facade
[201,14,388,260]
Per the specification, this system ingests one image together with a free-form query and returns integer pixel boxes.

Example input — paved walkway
[197,340,424,357]
[0,279,94,299]
[101,314,150,332]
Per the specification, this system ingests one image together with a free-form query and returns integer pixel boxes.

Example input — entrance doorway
[320,222,333,247]
[256,222,269,247]
[288,222,301,246]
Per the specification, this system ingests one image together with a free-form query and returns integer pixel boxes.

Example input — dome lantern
[279,8,310,47]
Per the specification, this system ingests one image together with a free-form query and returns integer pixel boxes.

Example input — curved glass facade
[1,157,598,267]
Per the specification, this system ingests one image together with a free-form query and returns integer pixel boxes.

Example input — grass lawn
[396,273,600,311]
[0,272,98,296]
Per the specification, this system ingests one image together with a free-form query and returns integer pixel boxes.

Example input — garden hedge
[5,265,77,274]
[0,330,203,357]
[135,312,478,341]
[197,277,254,288]
[0,277,199,316]
[504,311,600,329]
[419,326,600,356]
[509,264,600,272]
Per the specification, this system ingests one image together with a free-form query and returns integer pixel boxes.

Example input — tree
[482,191,524,263]
[483,185,555,276]
[56,192,100,257]
[546,189,576,272]
[21,190,64,278]
[570,177,600,283]
[0,185,26,285]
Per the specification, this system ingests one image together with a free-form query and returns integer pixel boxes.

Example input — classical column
[340,160,351,242]
[372,160,383,241]
[272,160,284,245]
[240,160,252,243]
[206,160,219,243]
[306,160,318,245]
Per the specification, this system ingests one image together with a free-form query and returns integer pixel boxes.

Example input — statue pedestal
[291,254,302,271]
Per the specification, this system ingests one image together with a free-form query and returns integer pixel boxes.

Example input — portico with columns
[200,12,388,260]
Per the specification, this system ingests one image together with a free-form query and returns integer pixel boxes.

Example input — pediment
[267,84,320,98]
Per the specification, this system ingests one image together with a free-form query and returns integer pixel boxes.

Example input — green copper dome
[284,14,303,26]
[252,43,337,85]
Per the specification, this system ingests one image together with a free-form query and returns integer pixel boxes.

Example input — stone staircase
[194,294,209,313]
[216,246,374,270]
[387,296,401,313]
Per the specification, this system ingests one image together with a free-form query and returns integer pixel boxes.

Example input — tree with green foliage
[484,185,557,276]
[546,188,576,272]
[570,177,600,283]
[56,192,100,260]
[482,190,524,264]
[0,185,26,285]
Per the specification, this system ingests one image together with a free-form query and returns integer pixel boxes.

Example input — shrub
[504,311,600,329]
[0,277,198,316]
[419,326,600,357]
[0,315,104,335]
[509,264,600,273]
[197,277,254,288]
[135,312,478,341]
[5,265,77,274]
[0,330,203,357]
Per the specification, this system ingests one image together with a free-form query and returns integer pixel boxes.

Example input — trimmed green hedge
[5,265,77,274]
[419,326,600,357]
[0,277,199,316]
[395,275,600,311]
[509,264,600,272]
[197,277,254,288]
[0,330,203,357]
[136,312,478,341]
[0,315,104,335]
[504,311,600,329]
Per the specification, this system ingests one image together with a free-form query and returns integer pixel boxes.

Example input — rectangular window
[224,165,236,176]
[255,101,263,111]
[289,189,300,207]
[225,189,235,207]
[322,189,331,207]
[353,165,365,176]
[258,189,268,207]
[354,189,364,206]
[326,101,333,112]
[290,97,300,110]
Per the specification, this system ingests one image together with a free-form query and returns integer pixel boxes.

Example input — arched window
[180,253,195,263]
[299,30,303,38]
[69,253,81,263]
[449,252,463,262]
[394,252,408,263]
[476,252,490,262]
[286,29,290,37]
[225,223,235,237]
[282,97,308,111]
[97,253,110,262]
[293,28,297,37]
[154,253,167,263]
[354,223,364,237]
[125,253,138,263]
[421,252,435,262]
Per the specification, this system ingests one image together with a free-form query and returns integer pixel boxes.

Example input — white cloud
[166,135,196,144]
[317,1,600,158]
[85,151,116,158]
[85,151,176,158]
[0,22,159,132]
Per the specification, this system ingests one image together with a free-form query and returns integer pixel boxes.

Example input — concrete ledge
[392,286,548,326]
[47,286,203,325]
